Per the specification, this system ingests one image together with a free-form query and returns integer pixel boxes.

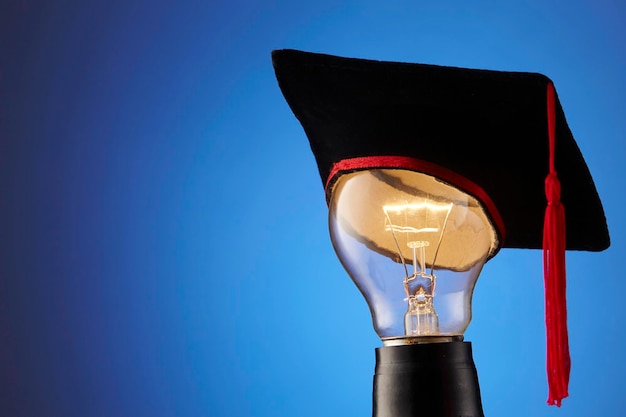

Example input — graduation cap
[271,48,610,406]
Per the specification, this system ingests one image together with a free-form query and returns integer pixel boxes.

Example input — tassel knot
[545,172,561,203]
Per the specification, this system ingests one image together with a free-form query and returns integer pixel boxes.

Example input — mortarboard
[271,48,610,406]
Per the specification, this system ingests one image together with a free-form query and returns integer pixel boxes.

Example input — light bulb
[329,168,499,345]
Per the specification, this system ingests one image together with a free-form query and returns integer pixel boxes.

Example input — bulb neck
[373,341,484,417]
[382,335,463,346]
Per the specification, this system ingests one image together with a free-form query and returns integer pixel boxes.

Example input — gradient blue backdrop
[2,1,624,416]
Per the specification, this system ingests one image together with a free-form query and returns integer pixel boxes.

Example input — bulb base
[373,341,484,417]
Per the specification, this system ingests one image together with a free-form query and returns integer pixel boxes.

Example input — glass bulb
[328,169,499,344]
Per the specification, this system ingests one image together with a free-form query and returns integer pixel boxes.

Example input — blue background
[2,1,624,416]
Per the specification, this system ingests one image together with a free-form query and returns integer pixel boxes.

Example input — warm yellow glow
[383,202,454,213]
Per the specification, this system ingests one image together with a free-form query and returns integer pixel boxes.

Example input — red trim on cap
[325,155,506,245]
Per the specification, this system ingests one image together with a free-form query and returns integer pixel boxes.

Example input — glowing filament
[383,201,453,336]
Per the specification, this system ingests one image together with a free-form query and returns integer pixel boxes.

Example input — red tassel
[543,82,569,407]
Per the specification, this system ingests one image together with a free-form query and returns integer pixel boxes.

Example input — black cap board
[271,48,609,252]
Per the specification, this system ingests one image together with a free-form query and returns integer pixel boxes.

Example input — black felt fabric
[272,49,609,252]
